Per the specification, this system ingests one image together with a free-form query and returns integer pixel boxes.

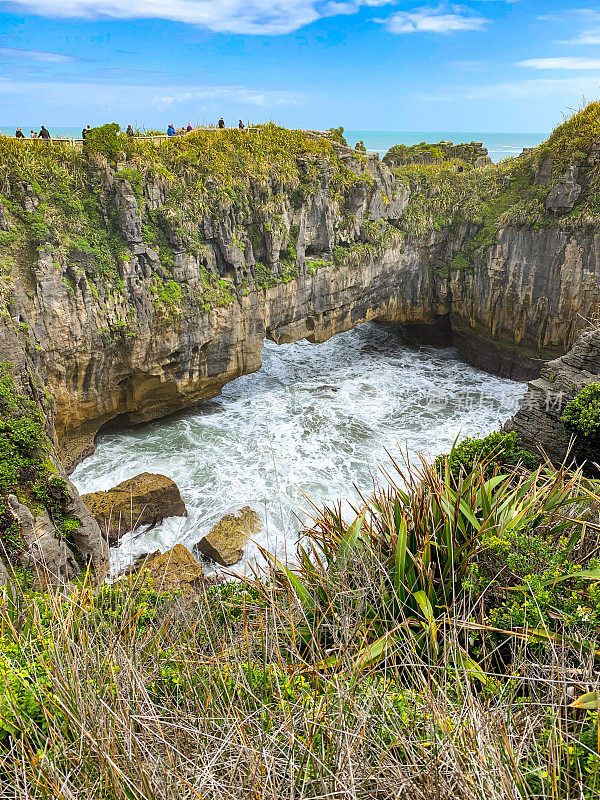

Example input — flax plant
[259,456,589,675]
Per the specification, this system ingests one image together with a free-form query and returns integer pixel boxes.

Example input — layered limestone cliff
[3,119,599,471]
[448,225,600,379]
[1,107,600,581]
[383,140,491,168]
[506,329,600,464]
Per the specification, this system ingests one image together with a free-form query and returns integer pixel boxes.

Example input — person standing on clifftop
[15,127,24,138]
[39,125,51,143]
[126,125,134,137]
[167,123,175,137]
[82,124,91,139]
[186,123,192,132]
[218,117,225,129]
[238,120,245,130]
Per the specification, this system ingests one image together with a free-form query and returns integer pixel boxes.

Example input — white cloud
[152,85,300,107]
[385,7,487,34]
[556,10,600,45]
[0,76,304,129]
[0,78,300,109]
[419,76,600,102]
[0,46,75,62]
[2,0,394,35]
[560,30,600,45]
[518,57,600,70]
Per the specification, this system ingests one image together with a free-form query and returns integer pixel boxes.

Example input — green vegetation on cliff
[562,383,600,471]
[383,139,488,168]
[0,364,79,563]
[0,123,376,317]
[2,103,600,308]
[391,102,600,276]
[435,430,540,478]
[536,101,600,173]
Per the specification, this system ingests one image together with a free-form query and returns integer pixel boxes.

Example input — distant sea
[0,126,547,163]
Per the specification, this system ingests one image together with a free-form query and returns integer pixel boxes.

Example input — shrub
[562,384,600,470]
[436,430,539,479]
[328,126,348,146]
[84,123,123,159]
[258,456,578,674]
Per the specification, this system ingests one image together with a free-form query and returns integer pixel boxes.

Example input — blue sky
[1,1,600,132]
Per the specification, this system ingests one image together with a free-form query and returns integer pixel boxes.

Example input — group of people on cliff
[14,117,247,143]
[220,118,247,130]
[165,119,246,135]
[15,126,51,141]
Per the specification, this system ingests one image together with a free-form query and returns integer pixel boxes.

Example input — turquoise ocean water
[0,126,546,163]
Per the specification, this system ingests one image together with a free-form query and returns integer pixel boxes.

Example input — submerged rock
[196,506,262,567]
[316,384,340,392]
[82,473,187,543]
[128,544,207,598]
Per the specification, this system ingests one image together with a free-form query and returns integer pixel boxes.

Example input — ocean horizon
[0,125,547,163]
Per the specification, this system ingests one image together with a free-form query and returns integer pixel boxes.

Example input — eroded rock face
[448,226,600,378]
[196,506,262,567]
[62,475,110,572]
[546,166,582,215]
[8,495,80,589]
[82,473,187,543]
[505,329,600,464]
[1,132,600,583]
[3,144,599,474]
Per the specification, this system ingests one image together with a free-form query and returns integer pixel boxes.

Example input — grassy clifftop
[387,103,600,279]
[2,104,599,299]
[0,124,368,286]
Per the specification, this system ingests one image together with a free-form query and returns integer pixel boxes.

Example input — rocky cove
[2,114,600,583]
[71,323,526,573]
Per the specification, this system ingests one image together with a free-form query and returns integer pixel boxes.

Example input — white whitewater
[71,323,526,574]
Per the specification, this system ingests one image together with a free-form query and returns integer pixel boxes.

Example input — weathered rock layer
[4,148,599,473]
[506,329,600,464]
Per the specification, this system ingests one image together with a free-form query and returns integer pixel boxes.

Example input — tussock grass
[538,101,600,172]
[1,455,600,798]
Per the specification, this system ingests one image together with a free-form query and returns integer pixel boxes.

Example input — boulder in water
[127,544,208,598]
[82,473,187,543]
[196,506,262,567]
